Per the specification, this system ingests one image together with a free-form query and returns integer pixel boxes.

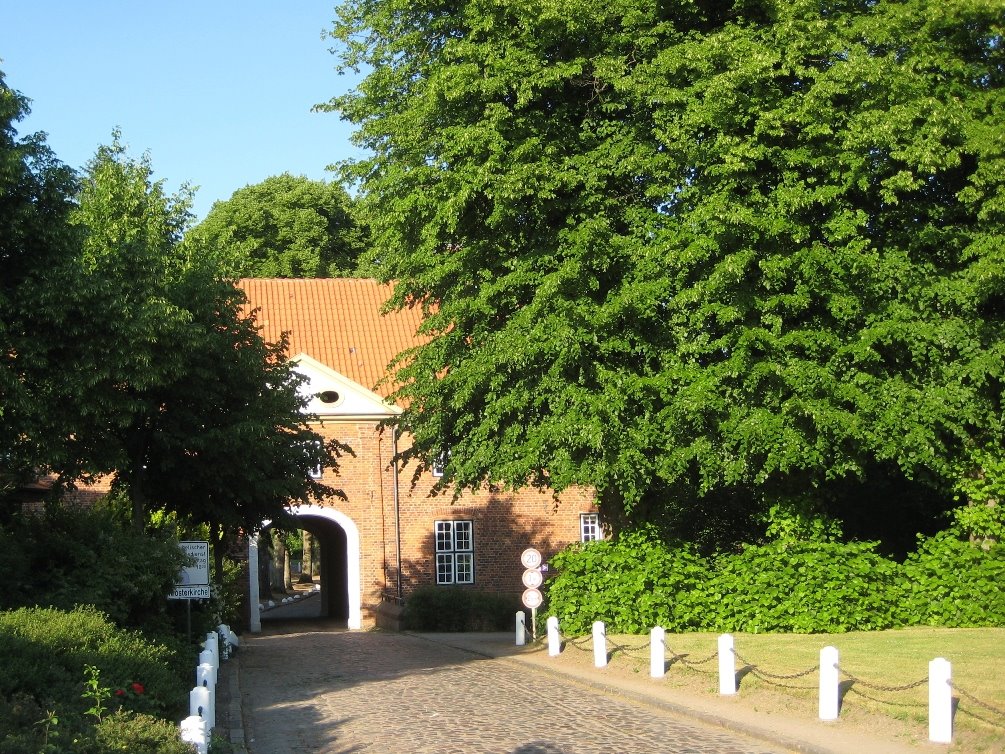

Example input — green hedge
[402,586,520,631]
[544,528,1005,635]
[0,606,187,753]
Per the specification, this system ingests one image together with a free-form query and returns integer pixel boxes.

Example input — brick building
[239,279,599,630]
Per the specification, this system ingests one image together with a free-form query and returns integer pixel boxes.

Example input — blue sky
[1,1,363,221]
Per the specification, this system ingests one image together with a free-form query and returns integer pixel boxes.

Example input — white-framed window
[308,440,323,479]
[431,451,448,478]
[580,513,602,543]
[435,520,474,584]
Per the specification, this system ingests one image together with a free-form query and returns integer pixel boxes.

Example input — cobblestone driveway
[240,628,787,754]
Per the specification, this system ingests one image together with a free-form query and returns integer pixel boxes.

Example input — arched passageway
[250,505,361,631]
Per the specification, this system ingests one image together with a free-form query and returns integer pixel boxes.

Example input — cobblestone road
[240,628,788,754]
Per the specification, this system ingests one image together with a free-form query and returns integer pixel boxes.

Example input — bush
[707,540,904,633]
[900,530,1005,627]
[83,710,196,754]
[0,504,186,631]
[546,530,711,635]
[0,606,187,752]
[402,586,520,631]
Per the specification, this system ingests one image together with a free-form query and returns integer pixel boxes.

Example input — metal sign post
[520,548,543,640]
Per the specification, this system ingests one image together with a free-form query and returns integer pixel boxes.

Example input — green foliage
[546,531,709,635]
[900,530,1005,627]
[545,513,1005,634]
[708,541,904,633]
[325,0,1005,532]
[0,504,185,629]
[0,70,80,494]
[84,710,196,754]
[402,586,519,631]
[189,172,368,277]
[0,606,187,750]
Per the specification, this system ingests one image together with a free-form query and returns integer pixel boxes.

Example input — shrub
[900,530,1005,627]
[0,504,185,631]
[546,530,711,635]
[82,710,196,754]
[0,606,187,751]
[402,586,519,631]
[706,540,904,633]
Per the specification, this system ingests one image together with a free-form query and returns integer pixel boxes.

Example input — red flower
[130,682,145,695]
[114,689,126,697]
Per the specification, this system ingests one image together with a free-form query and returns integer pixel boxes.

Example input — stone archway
[250,505,362,631]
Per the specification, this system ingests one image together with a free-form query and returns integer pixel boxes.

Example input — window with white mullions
[434,520,474,584]
[580,513,602,542]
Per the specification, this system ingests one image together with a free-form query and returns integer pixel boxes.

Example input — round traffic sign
[520,548,542,569]
[521,588,543,609]
[521,568,543,589]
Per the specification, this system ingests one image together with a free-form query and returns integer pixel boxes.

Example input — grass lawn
[572,627,1005,752]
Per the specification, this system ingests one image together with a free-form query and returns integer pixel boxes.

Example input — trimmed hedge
[0,606,187,753]
[402,586,520,631]
[544,528,1005,634]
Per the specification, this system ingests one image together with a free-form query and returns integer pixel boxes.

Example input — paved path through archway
[238,628,787,754]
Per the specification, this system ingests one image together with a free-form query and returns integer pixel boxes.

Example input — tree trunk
[299,529,314,583]
[272,530,289,594]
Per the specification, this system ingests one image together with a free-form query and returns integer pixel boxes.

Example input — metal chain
[732,650,819,680]
[839,669,928,693]
[955,685,1005,718]
[672,649,719,667]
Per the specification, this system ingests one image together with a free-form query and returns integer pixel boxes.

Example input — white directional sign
[170,541,210,600]
[521,588,543,609]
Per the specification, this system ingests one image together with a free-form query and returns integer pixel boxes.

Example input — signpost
[170,541,210,640]
[520,548,543,639]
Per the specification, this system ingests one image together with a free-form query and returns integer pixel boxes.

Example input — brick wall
[307,419,597,625]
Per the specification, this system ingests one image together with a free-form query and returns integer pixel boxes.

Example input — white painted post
[190,685,215,731]
[204,631,219,665]
[515,611,526,646]
[819,646,840,721]
[593,621,607,668]
[547,616,561,656]
[718,634,737,695]
[197,662,216,689]
[199,648,217,672]
[180,715,208,754]
[249,536,261,633]
[929,657,953,744]
[650,626,665,679]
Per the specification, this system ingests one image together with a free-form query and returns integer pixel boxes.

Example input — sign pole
[531,606,537,641]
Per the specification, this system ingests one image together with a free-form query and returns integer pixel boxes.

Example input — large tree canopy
[0,72,80,494]
[3,127,339,531]
[188,173,368,278]
[325,0,1004,541]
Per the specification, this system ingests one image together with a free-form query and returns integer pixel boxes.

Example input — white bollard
[929,657,953,744]
[515,611,526,646]
[650,626,665,679]
[204,632,220,666]
[179,715,208,754]
[197,662,216,690]
[190,684,215,731]
[593,621,607,668]
[199,648,218,672]
[547,616,561,656]
[819,646,840,721]
[718,634,737,695]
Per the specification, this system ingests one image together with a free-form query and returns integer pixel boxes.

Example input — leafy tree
[188,173,368,277]
[0,71,80,496]
[325,0,1004,542]
[36,136,340,531]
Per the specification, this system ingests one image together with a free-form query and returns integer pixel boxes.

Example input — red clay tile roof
[237,278,426,399]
